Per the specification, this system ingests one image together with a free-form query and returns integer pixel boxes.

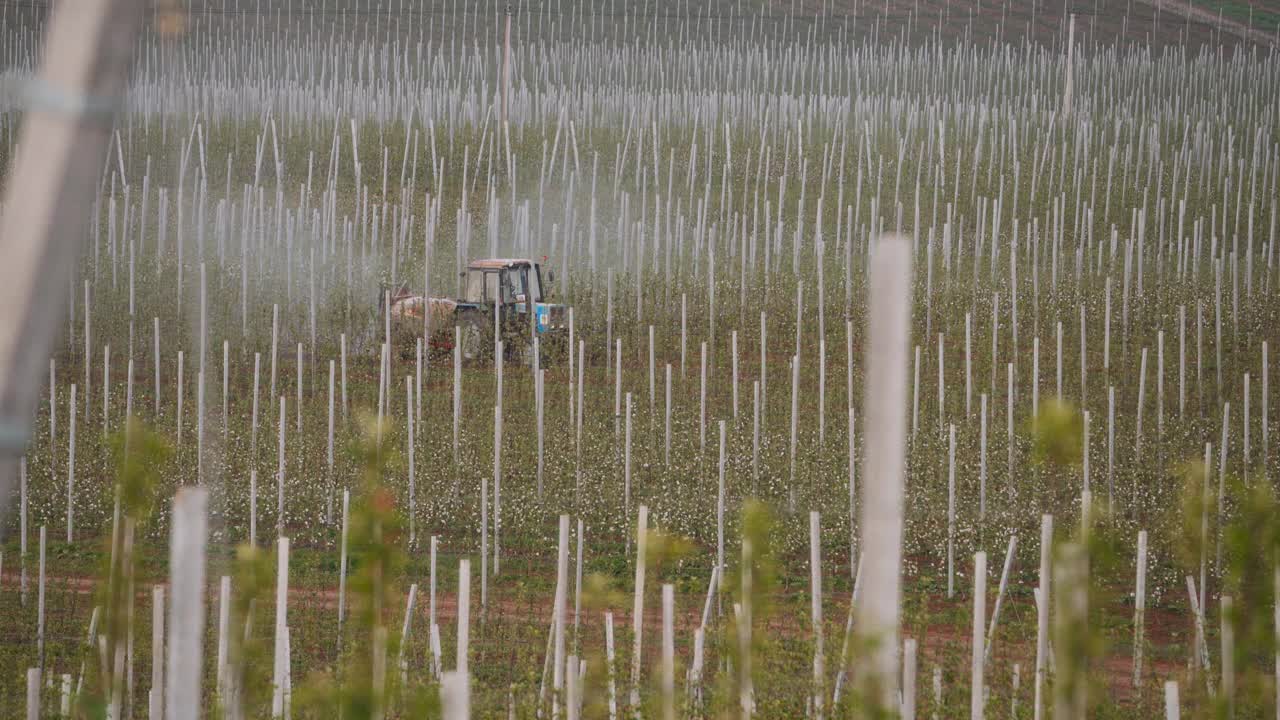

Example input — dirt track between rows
[2,570,1184,705]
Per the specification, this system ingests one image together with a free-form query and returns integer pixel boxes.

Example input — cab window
[486,272,501,303]
[510,268,529,303]
[464,270,501,303]
[527,267,542,303]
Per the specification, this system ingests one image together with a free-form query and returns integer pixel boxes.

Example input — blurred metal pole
[0,0,146,508]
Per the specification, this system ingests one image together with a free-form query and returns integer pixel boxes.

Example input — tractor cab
[464,259,544,306]
[462,258,565,335]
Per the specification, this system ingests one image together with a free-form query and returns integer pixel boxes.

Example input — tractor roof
[467,258,534,270]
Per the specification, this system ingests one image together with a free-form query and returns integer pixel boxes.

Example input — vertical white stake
[67,387,75,543]
[538,369,546,498]
[965,312,972,415]
[566,654,579,720]
[429,535,438,631]
[630,506,649,710]
[664,365,672,465]
[341,333,348,421]
[1034,514,1053,720]
[605,611,617,720]
[810,512,824,719]
[625,393,633,526]
[1180,306,1187,418]
[1134,530,1148,687]
[857,234,912,707]
[494,405,502,576]
[103,344,110,432]
[938,333,945,434]
[271,537,290,718]
[661,584,675,720]
[752,381,760,489]
[250,470,258,548]
[1104,278,1112,376]
[1165,681,1180,720]
[20,456,26,603]
[441,671,470,720]
[1080,304,1087,408]
[165,488,208,720]
[718,422,727,592]
[296,343,303,433]
[848,406,857,571]
[790,355,800,504]
[1245,374,1252,471]
[933,667,943,715]
[176,353,186,443]
[1033,337,1040,417]
[197,371,204,483]
[457,559,471,676]
[732,330,739,421]
[574,519,584,648]
[453,328,461,465]
[1136,348,1148,456]
[217,577,230,698]
[553,515,569,719]
[649,325,656,416]
[1056,321,1063,400]
[48,359,56,449]
[984,535,1019,662]
[270,304,279,401]
[1108,387,1116,510]
[337,489,349,645]
[1158,333,1165,437]
[1012,665,1021,718]
[979,394,988,520]
[37,526,46,668]
[1263,342,1269,473]
[26,668,39,720]
[221,342,228,442]
[948,424,957,599]
[971,551,988,720]
[152,585,165,708]
[912,346,921,441]
[902,638,917,720]
[1219,405,1231,570]
[680,295,687,377]
[277,396,285,534]
[252,353,260,457]
[327,361,335,524]
[700,342,708,455]
[398,584,418,686]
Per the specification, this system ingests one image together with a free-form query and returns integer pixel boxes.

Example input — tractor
[386,258,568,362]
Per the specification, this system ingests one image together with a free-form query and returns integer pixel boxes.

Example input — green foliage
[220,544,275,718]
[642,527,694,576]
[75,420,171,719]
[1062,518,1125,717]
[1173,459,1212,573]
[1029,399,1083,467]
[714,499,779,719]
[294,413,408,719]
[577,572,624,719]
[1214,476,1280,717]
[108,419,172,526]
